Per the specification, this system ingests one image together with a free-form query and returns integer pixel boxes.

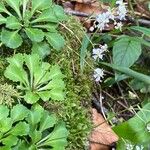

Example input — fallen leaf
[89,108,119,150]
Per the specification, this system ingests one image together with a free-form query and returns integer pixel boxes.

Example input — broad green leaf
[25,28,44,42]
[39,112,56,131]
[113,103,150,144]
[49,65,64,79]
[0,118,13,133]
[24,54,41,87]
[41,122,68,149]
[0,14,6,25]
[46,32,65,51]
[27,104,43,127]
[5,0,22,19]
[24,91,39,104]
[34,62,51,85]
[4,54,28,86]
[53,5,67,21]
[11,122,29,136]
[0,2,11,15]
[6,16,21,30]
[31,0,52,14]
[2,135,18,147]
[22,0,29,18]
[0,105,9,120]
[32,24,58,32]
[29,130,42,143]
[37,91,51,101]
[49,89,65,101]
[32,42,51,59]
[31,9,58,24]
[113,36,142,67]
[11,104,29,122]
[130,26,150,37]
[1,29,23,49]
[38,79,65,91]
[0,2,7,12]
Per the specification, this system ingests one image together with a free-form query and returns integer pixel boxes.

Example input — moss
[45,17,94,149]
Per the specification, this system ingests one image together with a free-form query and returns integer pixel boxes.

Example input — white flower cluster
[92,44,108,82]
[125,140,144,150]
[92,44,108,60]
[90,0,127,31]
[93,68,104,82]
[116,0,127,20]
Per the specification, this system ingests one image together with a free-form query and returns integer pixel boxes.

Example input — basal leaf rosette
[4,53,65,104]
[0,0,66,51]
[0,104,68,149]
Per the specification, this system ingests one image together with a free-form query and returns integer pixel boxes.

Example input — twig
[65,9,150,27]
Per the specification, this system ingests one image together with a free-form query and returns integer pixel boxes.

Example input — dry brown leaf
[89,108,119,150]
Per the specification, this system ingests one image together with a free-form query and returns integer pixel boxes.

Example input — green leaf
[37,91,51,101]
[29,130,42,143]
[101,62,150,85]
[25,28,44,42]
[113,103,150,144]
[113,36,142,67]
[39,112,56,131]
[1,29,23,49]
[32,42,51,59]
[11,122,29,136]
[80,34,90,72]
[41,122,68,149]
[22,0,29,18]
[5,54,65,104]
[24,91,39,104]
[0,118,13,133]
[31,8,58,24]
[38,79,65,91]
[2,135,18,147]
[46,32,65,50]
[4,54,28,86]
[6,16,21,30]
[32,24,58,32]
[27,104,43,127]
[0,105,9,120]
[0,2,11,15]
[49,89,65,101]
[49,65,64,79]
[5,0,22,19]
[0,14,6,25]
[11,104,29,122]
[31,0,52,14]
[53,5,67,21]
[130,26,150,37]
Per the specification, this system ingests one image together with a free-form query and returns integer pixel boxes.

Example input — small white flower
[115,22,123,31]
[135,145,144,150]
[116,0,124,5]
[116,0,127,20]
[105,8,115,20]
[100,44,108,52]
[92,44,108,60]
[89,26,95,32]
[93,68,104,82]
[92,48,104,60]
[146,123,150,132]
[126,143,134,150]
